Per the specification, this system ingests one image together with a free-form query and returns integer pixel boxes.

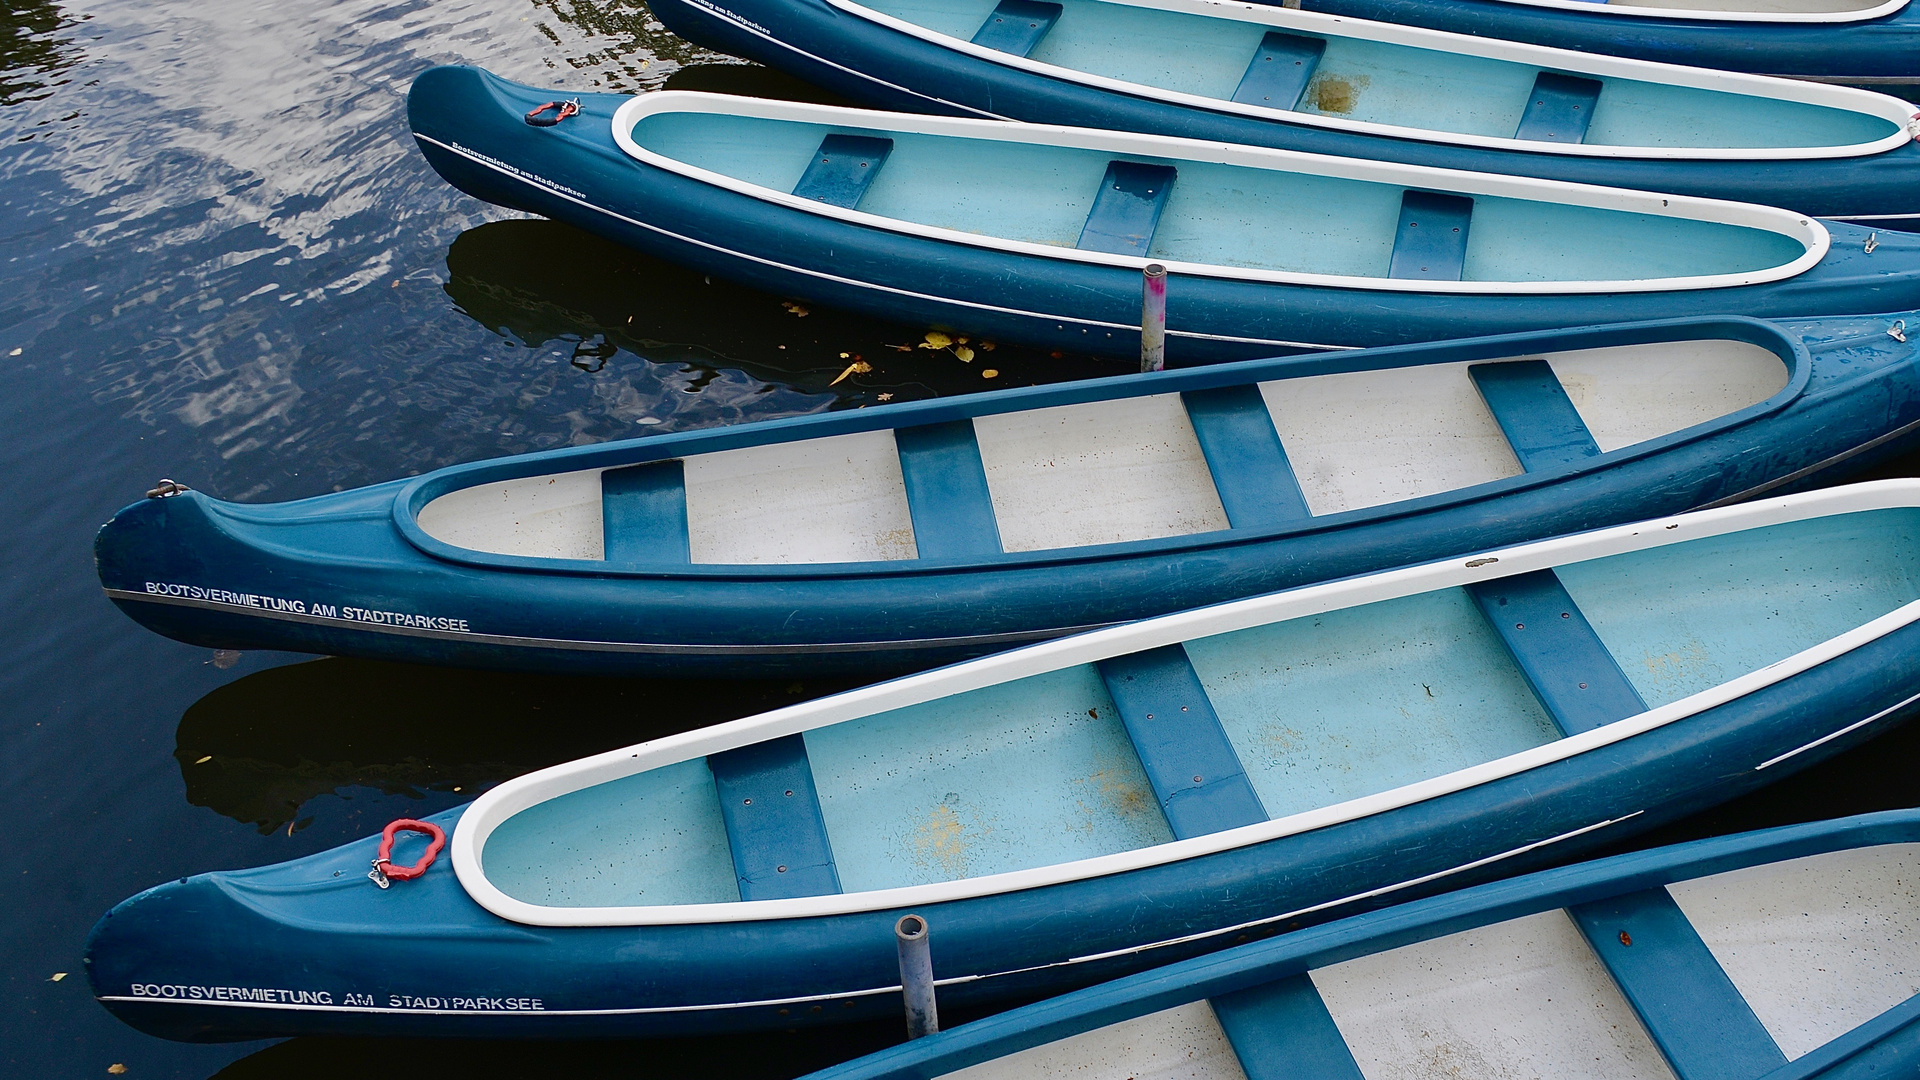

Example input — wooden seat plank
[1211,975,1367,1080]
[1515,73,1603,144]
[1078,162,1178,256]
[1181,385,1311,529]
[1230,32,1327,111]
[792,134,894,209]
[707,733,842,901]
[1098,644,1266,839]
[1569,888,1788,1080]
[1388,191,1472,281]
[1469,359,1603,472]
[1465,569,1645,737]
[895,420,1003,559]
[602,460,691,564]
[970,0,1063,56]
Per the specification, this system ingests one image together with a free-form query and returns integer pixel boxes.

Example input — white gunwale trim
[827,0,1917,160]
[1467,0,1907,25]
[452,479,1920,927]
[610,92,1830,295]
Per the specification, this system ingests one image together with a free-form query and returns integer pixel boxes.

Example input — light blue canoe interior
[856,0,1899,150]
[482,507,1920,907]
[629,109,1809,281]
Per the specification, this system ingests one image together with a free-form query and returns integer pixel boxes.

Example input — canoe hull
[407,66,1920,364]
[96,313,1920,677]
[84,621,1920,1041]
[647,0,1920,222]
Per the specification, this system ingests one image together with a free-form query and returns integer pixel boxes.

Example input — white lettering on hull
[141,582,471,633]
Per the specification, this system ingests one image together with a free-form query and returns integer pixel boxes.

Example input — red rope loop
[525,99,581,127]
[368,819,446,888]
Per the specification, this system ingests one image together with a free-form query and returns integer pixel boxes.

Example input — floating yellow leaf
[954,345,975,363]
[839,352,850,359]
[194,756,212,765]
[109,1067,127,1076]
[877,392,894,401]
[920,331,952,349]
[979,341,996,352]
[49,972,66,982]
[956,335,970,344]
[781,301,810,317]
[982,369,1000,379]
[830,360,873,386]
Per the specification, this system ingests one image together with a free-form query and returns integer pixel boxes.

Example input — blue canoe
[808,810,1920,1080]
[406,66,1920,363]
[97,311,1920,676]
[648,0,1920,223]
[1271,0,1920,84]
[87,482,1920,1040]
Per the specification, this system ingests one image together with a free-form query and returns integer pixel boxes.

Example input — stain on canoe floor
[1307,73,1370,115]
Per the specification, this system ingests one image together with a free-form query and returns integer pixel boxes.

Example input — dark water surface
[2,0,1917,1076]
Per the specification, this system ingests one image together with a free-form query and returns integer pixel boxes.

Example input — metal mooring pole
[896,914,939,1038]
[1140,263,1167,373]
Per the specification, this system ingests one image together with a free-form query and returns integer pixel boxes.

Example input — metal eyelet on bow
[525,98,581,127]
[1892,320,1909,344]
[146,479,190,499]
[1864,232,1879,255]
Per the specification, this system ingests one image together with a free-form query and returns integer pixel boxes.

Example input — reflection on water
[1,0,83,110]
[446,218,1127,412]
[177,657,864,833]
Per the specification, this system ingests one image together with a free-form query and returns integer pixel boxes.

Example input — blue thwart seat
[1568,889,1787,1080]
[1098,644,1267,839]
[969,0,1063,57]
[1469,359,1603,472]
[1389,190,1473,280]
[1515,72,1604,144]
[893,420,1003,559]
[1466,569,1647,736]
[602,460,690,564]
[1211,976,1367,1080]
[1180,385,1310,529]
[707,734,842,901]
[1078,161,1177,256]
[791,134,894,209]
[1231,32,1327,111]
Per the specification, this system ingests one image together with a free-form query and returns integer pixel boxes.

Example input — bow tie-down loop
[525,98,581,127]
[368,819,447,888]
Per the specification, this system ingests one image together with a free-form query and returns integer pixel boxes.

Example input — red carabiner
[525,99,581,127]
[368,819,446,888]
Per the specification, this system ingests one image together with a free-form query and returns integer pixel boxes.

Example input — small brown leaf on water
[876,393,894,401]
[982,369,1000,379]
[980,341,996,351]
[829,361,873,386]
[781,301,810,317]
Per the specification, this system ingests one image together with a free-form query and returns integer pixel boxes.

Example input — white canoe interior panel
[1668,842,1920,1059]
[972,394,1230,551]
[416,339,1788,561]
[1312,909,1678,1080]
[1258,362,1525,515]
[1545,339,1789,453]
[684,430,919,564]
[415,467,607,560]
[943,1001,1249,1080]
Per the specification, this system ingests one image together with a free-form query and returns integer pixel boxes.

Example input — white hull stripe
[93,812,1634,1018]
[102,588,1106,655]
[413,134,1353,352]
[1754,686,1920,769]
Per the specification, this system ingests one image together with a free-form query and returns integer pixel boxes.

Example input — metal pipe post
[1140,263,1167,372]
[895,914,939,1038]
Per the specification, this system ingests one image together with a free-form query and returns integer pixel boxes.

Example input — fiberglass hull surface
[83,626,1920,1041]
[1285,0,1920,82]
[802,810,1920,1080]
[95,313,1920,677]
[647,0,1920,223]
[406,66,1920,364]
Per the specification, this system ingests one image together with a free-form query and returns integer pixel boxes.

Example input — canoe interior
[622,108,1810,281]
[477,507,1920,907]
[857,0,1900,150]
[417,339,1790,563]
[935,841,1920,1079]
